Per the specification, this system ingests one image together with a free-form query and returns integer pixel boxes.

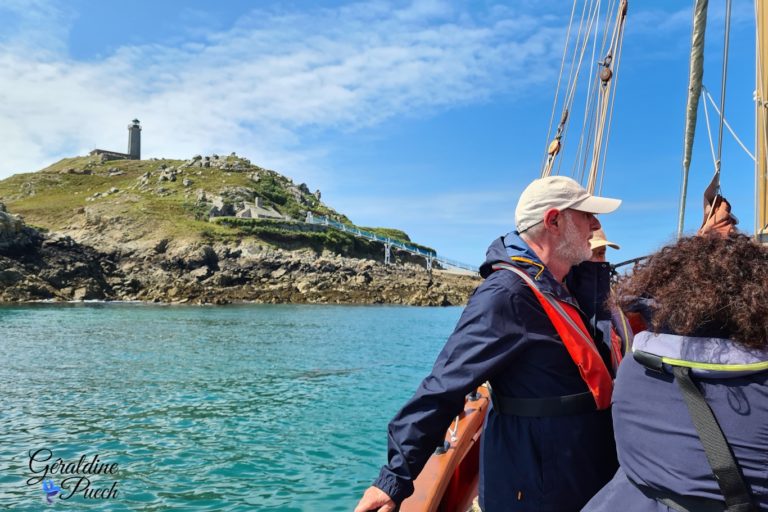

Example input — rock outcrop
[0,155,481,305]
[0,211,480,305]
[0,204,42,256]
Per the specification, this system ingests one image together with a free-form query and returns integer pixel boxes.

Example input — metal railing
[305,213,479,273]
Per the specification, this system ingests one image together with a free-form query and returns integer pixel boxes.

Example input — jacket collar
[498,232,579,307]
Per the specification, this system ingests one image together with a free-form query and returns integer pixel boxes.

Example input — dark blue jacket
[566,260,633,359]
[373,233,618,512]
[583,333,768,512]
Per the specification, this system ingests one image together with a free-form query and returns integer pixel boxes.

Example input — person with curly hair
[583,234,768,511]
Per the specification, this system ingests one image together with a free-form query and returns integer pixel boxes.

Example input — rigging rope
[604,22,626,190]
[543,0,602,177]
[587,0,627,193]
[713,0,733,192]
[702,86,719,169]
[701,0,733,231]
[563,1,601,126]
[576,0,620,184]
[542,0,579,173]
[598,5,627,195]
[702,87,755,161]
[543,0,590,176]
[572,0,602,183]
[581,0,616,193]
[542,0,627,195]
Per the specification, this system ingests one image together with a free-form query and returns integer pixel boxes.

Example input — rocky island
[0,153,480,305]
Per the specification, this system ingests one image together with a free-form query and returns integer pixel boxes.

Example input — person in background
[582,233,768,511]
[588,228,619,262]
[566,228,632,365]
[355,176,623,512]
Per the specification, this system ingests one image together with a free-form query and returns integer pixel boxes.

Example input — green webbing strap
[672,366,756,512]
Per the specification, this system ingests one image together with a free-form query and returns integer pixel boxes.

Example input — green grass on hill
[0,155,427,257]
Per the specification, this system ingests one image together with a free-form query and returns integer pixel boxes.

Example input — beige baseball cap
[515,176,621,233]
[589,228,620,250]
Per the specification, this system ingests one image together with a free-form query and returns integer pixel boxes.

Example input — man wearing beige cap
[356,176,622,512]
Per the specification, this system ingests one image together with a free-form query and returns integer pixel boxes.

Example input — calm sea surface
[0,303,463,511]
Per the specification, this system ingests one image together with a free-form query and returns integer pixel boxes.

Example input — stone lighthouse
[127,119,141,160]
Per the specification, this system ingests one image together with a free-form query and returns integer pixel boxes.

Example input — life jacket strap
[632,353,756,510]
[491,390,596,417]
[610,327,624,372]
[614,308,632,358]
[672,366,756,511]
[492,262,614,409]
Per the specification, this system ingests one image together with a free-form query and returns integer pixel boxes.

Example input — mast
[677,0,709,239]
[757,0,768,243]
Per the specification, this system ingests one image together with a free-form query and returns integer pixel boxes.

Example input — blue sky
[0,0,759,266]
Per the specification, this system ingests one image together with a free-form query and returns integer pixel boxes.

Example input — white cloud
[0,0,73,56]
[0,0,565,180]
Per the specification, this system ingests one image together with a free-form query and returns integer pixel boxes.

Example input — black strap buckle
[633,349,664,372]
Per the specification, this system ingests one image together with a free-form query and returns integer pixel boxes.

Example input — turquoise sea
[0,304,463,511]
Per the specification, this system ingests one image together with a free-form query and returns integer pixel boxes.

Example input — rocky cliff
[0,155,481,305]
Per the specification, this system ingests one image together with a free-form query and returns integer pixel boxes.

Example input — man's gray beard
[556,215,592,266]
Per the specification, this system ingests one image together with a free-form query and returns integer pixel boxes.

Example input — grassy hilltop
[0,154,478,305]
[0,153,434,260]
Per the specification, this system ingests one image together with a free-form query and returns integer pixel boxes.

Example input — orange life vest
[494,263,614,410]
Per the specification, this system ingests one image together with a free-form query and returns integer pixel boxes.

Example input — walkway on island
[305,213,479,273]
